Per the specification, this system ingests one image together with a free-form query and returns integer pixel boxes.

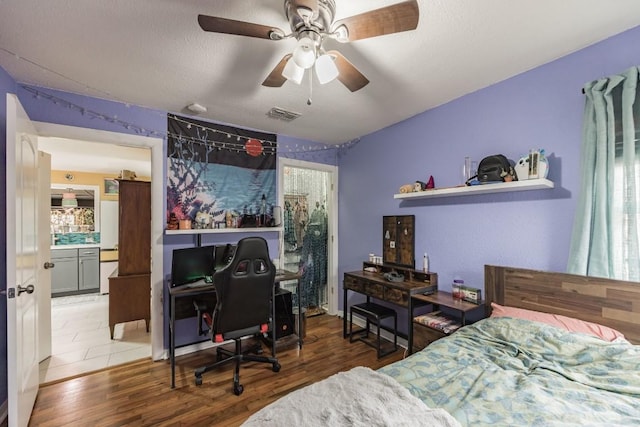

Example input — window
[568,66,640,281]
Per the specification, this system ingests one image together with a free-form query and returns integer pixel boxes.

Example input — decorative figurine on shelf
[426,175,435,189]
[167,212,179,230]
[399,184,414,193]
[414,180,427,191]
[194,211,212,229]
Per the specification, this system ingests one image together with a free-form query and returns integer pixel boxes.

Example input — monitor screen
[171,245,216,286]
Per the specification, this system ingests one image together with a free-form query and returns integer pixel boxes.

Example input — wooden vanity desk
[343,261,437,354]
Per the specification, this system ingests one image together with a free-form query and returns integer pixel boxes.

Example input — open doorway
[278,158,338,317]
[34,123,163,383]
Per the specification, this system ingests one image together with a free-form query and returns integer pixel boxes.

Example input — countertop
[100,249,119,262]
[51,245,119,262]
[51,244,100,250]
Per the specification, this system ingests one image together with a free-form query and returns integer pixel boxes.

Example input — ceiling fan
[198,0,419,92]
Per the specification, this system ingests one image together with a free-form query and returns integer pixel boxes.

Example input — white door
[38,151,52,362]
[6,93,40,427]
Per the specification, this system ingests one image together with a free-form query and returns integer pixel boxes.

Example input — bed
[243,265,640,426]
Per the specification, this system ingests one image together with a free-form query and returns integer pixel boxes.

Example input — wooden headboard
[485,265,640,344]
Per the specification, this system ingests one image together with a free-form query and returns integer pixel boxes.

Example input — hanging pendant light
[61,190,78,208]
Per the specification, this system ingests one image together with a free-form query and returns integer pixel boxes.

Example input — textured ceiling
[2,0,640,145]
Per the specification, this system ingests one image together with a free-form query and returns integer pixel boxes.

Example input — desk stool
[349,302,398,358]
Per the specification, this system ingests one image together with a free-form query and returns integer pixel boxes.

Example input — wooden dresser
[108,180,151,339]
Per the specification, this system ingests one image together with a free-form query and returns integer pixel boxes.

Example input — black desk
[168,269,301,388]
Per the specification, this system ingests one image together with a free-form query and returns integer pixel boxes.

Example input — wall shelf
[165,227,283,235]
[394,178,554,200]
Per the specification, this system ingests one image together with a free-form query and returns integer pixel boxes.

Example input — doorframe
[33,121,165,361]
[278,158,339,315]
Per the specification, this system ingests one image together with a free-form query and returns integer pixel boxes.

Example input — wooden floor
[29,314,405,427]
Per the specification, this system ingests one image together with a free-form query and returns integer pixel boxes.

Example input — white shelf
[394,178,554,200]
[165,227,283,235]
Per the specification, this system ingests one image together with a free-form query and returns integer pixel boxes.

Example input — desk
[168,269,301,388]
[343,267,437,355]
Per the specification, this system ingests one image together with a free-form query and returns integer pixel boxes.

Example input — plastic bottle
[452,279,464,300]
[423,253,429,272]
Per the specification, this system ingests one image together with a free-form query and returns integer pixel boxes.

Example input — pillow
[490,302,625,342]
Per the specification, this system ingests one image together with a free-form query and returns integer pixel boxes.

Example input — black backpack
[468,154,516,184]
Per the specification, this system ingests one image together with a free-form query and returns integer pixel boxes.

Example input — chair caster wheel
[272,362,281,372]
[195,376,202,386]
[234,384,244,395]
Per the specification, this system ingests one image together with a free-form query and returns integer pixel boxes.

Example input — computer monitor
[170,245,216,287]
[214,243,236,271]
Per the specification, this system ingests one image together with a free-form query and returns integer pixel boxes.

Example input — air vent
[266,107,301,122]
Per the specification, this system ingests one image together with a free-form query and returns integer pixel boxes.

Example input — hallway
[39,293,151,384]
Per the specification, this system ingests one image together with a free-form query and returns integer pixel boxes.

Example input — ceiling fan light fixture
[292,36,316,69]
[315,54,339,84]
[282,58,304,84]
[333,25,349,43]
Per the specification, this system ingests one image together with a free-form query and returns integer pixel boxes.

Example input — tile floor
[39,293,151,384]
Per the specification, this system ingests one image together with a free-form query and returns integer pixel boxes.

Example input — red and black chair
[194,236,281,395]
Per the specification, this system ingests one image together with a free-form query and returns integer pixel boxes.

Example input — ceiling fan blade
[262,54,293,87]
[328,50,369,92]
[332,0,419,42]
[198,14,284,40]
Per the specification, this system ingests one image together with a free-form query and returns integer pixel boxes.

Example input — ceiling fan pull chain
[307,67,313,105]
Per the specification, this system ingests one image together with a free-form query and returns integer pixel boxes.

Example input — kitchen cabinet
[51,249,79,294]
[51,247,99,296]
[79,247,100,290]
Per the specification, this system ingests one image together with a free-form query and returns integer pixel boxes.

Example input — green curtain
[568,66,640,280]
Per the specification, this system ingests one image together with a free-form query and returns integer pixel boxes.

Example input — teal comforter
[379,317,640,426]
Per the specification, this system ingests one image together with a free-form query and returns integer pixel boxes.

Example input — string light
[19,84,360,155]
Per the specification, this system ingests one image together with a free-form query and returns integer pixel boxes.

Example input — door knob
[17,284,35,296]
[44,262,55,269]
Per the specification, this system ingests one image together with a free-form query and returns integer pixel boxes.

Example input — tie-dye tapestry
[166,114,277,230]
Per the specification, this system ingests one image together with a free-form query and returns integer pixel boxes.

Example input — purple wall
[0,65,17,421]
[338,25,640,332]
